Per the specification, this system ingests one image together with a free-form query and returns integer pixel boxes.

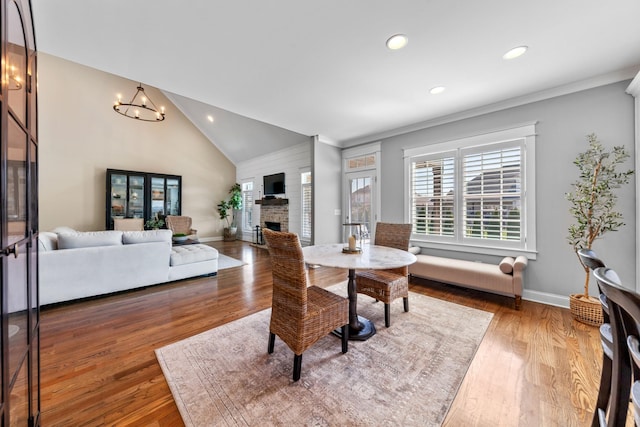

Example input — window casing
[404,123,536,257]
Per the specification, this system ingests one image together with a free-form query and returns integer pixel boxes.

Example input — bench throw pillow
[57,231,123,250]
[499,256,515,274]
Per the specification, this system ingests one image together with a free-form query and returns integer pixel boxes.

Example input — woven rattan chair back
[262,228,308,319]
[374,222,412,276]
[166,215,196,236]
[375,222,412,250]
[113,218,144,231]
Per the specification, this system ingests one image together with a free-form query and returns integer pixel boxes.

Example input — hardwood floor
[40,241,601,426]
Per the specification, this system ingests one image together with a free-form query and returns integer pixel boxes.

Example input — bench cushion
[410,254,513,294]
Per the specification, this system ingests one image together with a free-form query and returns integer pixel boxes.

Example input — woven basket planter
[223,227,237,242]
[569,293,603,326]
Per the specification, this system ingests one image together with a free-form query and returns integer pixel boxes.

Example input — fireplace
[260,201,289,233]
[265,221,281,232]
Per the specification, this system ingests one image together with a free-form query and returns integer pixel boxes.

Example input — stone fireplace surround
[258,199,289,233]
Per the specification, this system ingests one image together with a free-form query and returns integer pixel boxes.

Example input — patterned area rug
[156,284,493,426]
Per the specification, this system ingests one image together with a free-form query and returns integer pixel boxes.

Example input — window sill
[410,238,537,260]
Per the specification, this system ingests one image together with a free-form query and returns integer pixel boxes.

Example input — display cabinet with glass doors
[106,169,182,229]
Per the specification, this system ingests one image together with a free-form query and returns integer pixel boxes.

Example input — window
[404,123,536,255]
[241,181,253,232]
[301,171,312,240]
[343,142,381,241]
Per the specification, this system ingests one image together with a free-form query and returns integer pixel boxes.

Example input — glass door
[166,178,180,215]
[150,177,166,218]
[2,0,40,424]
[344,171,376,244]
[127,175,145,218]
[109,173,127,225]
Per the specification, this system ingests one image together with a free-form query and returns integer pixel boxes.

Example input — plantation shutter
[462,144,522,242]
[242,182,253,231]
[301,172,312,239]
[410,154,456,237]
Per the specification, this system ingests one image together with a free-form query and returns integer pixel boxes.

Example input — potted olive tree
[566,133,633,325]
[217,183,243,241]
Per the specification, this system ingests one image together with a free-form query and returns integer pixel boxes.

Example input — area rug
[155,284,493,426]
[217,253,246,270]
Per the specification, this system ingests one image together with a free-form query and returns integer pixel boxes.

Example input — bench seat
[408,252,527,309]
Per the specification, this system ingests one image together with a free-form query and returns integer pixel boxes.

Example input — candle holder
[342,223,363,254]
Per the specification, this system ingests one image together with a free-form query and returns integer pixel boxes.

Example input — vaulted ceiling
[32,1,640,163]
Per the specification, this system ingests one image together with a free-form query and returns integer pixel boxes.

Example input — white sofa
[38,228,218,305]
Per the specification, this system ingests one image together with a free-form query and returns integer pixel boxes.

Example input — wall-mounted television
[264,172,285,196]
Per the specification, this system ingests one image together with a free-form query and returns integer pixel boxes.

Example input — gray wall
[376,81,636,305]
[312,138,342,244]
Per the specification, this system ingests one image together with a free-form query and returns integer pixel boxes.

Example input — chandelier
[113,83,165,122]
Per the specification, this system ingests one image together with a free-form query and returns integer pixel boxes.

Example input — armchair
[165,215,197,238]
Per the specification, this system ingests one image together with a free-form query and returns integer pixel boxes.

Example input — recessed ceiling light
[430,86,446,95]
[207,115,214,122]
[503,46,528,60]
[386,34,408,50]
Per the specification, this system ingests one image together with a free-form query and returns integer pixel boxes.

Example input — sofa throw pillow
[499,256,515,274]
[38,231,58,251]
[122,229,172,244]
[57,231,123,250]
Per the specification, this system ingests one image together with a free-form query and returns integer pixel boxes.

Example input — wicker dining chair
[113,218,144,231]
[355,222,412,328]
[165,215,197,237]
[262,228,349,381]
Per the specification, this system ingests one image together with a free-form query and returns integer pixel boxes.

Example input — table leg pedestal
[332,268,376,341]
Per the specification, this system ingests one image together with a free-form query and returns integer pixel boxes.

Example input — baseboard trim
[523,289,569,309]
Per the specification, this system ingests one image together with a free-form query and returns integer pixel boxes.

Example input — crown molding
[342,66,640,148]
[627,70,640,97]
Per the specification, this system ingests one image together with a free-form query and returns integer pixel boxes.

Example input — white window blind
[301,172,312,240]
[462,145,522,242]
[411,155,456,237]
[242,181,253,232]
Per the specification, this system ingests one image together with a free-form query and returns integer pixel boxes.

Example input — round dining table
[302,243,417,341]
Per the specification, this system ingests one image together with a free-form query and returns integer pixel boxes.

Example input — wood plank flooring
[39,241,602,426]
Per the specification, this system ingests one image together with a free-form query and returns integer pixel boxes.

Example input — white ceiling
[32,1,640,163]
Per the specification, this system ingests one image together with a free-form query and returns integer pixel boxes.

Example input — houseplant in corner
[144,215,164,230]
[217,183,243,241]
[566,133,633,325]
